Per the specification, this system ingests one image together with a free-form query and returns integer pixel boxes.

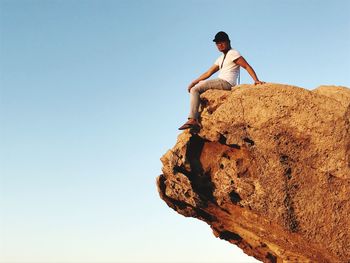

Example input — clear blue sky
[0,0,349,262]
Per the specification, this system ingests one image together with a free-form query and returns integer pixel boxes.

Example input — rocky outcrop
[157,83,350,263]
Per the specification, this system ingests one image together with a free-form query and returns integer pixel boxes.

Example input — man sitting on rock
[179,31,265,130]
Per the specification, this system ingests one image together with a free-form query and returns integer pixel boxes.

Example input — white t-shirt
[214,48,241,86]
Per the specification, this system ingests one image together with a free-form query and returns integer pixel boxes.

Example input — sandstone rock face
[157,83,350,263]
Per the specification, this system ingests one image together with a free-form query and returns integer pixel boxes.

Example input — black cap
[213,31,230,42]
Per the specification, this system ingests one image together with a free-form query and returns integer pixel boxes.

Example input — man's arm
[234,56,265,85]
[188,64,220,92]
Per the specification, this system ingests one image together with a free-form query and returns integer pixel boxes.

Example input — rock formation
[157,83,350,263]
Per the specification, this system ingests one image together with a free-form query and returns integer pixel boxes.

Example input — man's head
[213,31,231,53]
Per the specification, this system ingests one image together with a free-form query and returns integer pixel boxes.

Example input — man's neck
[223,46,231,54]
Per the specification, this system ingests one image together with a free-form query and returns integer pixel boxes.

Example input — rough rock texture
[157,83,350,263]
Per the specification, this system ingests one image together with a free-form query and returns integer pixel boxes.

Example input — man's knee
[191,81,207,94]
[190,84,201,94]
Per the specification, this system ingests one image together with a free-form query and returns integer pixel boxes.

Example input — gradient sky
[0,0,349,262]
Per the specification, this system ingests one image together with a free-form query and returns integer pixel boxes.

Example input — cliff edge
[157,83,350,263]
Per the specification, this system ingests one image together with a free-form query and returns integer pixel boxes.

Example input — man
[179,31,265,130]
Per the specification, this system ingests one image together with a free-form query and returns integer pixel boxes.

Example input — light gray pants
[189,78,232,119]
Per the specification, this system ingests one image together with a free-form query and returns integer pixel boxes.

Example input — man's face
[215,40,230,52]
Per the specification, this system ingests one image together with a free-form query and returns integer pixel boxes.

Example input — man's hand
[254,80,265,85]
[187,64,219,93]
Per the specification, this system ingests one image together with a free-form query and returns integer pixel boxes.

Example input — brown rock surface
[157,83,350,263]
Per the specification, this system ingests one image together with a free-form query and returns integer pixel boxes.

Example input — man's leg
[189,79,232,120]
[179,79,231,130]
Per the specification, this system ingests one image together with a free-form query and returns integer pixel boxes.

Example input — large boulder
[157,83,350,263]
